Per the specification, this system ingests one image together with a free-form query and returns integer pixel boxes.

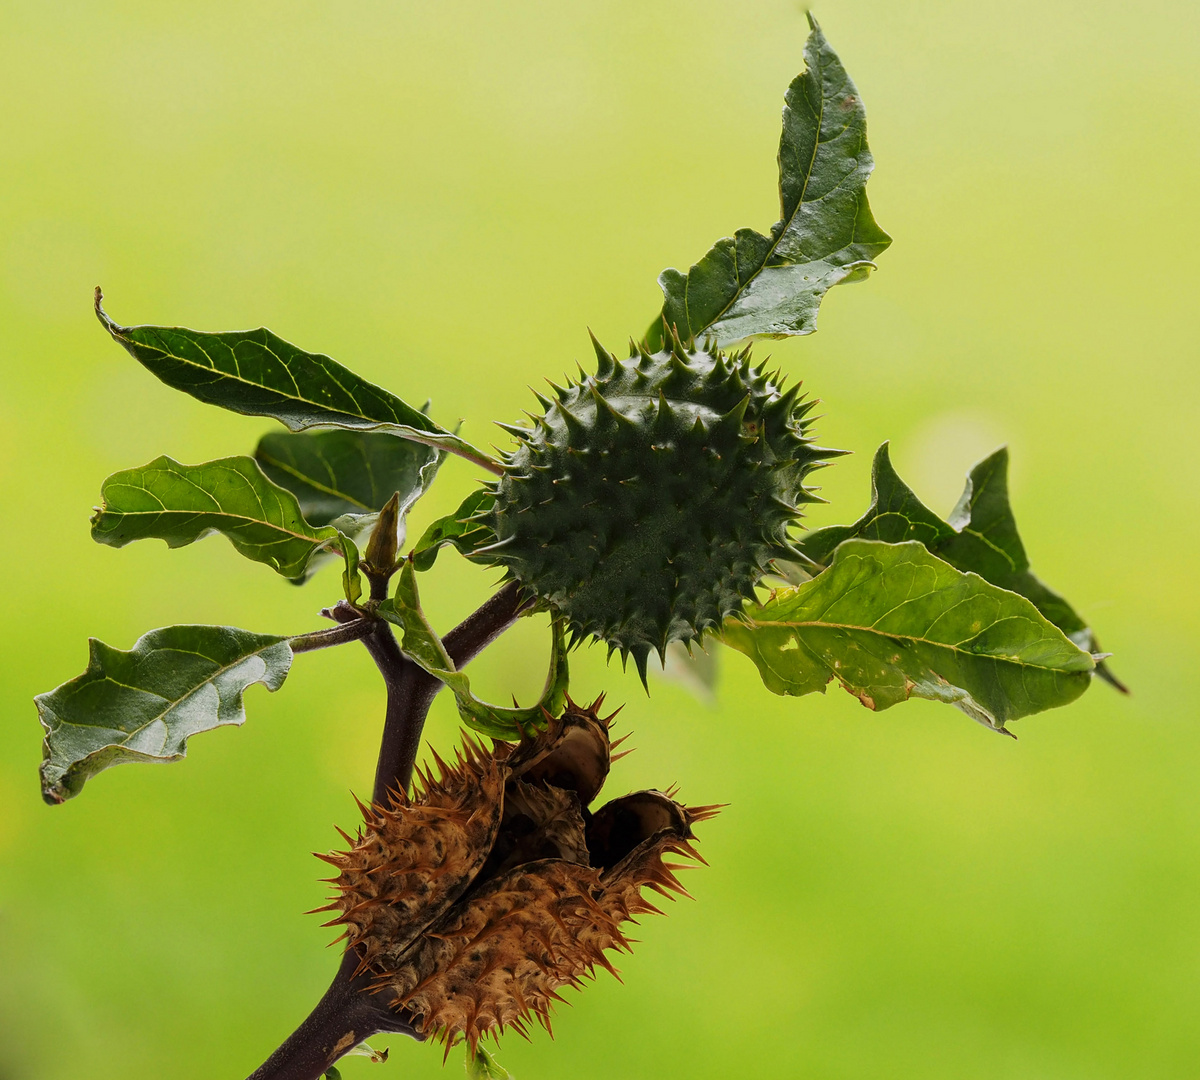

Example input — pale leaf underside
[36,625,292,803]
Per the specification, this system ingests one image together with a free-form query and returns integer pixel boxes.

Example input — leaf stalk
[288,620,376,653]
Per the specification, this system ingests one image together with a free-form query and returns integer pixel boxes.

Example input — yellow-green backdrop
[2,1,1197,1077]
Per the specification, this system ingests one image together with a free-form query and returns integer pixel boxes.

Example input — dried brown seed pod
[316,698,719,1054]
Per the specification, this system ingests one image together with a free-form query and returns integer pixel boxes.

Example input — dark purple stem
[245,952,420,1080]
[244,580,529,1080]
[381,580,530,798]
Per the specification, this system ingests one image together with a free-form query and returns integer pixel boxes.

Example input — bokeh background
[2,1,1197,1077]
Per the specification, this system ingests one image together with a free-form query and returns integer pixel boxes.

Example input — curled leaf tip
[93,285,121,336]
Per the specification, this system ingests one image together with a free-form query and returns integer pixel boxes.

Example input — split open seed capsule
[314,699,719,1054]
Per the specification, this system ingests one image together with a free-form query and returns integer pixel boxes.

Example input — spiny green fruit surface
[480,332,840,682]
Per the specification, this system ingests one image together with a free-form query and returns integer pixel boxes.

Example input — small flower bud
[362,491,402,580]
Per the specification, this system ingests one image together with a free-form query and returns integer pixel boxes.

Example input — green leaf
[378,562,566,739]
[255,428,442,528]
[36,625,292,803]
[411,488,498,572]
[722,539,1094,734]
[95,289,501,474]
[91,455,346,580]
[798,443,1126,691]
[466,1045,513,1080]
[796,443,954,565]
[380,560,458,673]
[646,16,890,350]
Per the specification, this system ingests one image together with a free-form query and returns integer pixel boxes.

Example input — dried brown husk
[316,699,718,1053]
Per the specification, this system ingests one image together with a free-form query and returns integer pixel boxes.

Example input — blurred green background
[1,1,1197,1077]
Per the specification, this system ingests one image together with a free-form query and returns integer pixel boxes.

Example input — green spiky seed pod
[479,329,840,681]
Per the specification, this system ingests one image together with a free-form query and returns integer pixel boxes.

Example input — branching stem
[245,580,530,1080]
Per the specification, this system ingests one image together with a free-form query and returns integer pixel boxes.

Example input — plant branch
[245,581,533,1080]
[329,579,531,800]
[390,578,531,797]
[289,619,375,654]
[444,580,533,668]
[245,951,421,1080]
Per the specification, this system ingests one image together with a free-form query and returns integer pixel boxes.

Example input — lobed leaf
[797,443,1125,691]
[378,562,567,739]
[646,16,890,349]
[36,625,292,803]
[91,455,345,580]
[722,539,1094,734]
[95,289,501,474]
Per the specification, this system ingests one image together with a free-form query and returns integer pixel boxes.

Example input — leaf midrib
[684,65,827,336]
[128,325,448,437]
[686,42,875,338]
[100,505,332,545]
[99,458,336,548]
[254,450,373,512]
[737,616,1083,672]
